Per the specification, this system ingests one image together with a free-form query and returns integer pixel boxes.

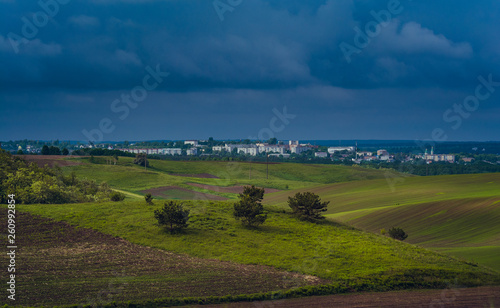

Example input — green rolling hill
[264,173,500,270]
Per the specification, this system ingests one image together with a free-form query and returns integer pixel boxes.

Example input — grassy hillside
[17,200,500,293]
[61,156,394,196]
[264,173,500,271]
[8,157,500,306]
[3,208,322,306]
[61,158,500,271]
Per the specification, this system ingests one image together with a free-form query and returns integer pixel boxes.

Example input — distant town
[2,139,500,167]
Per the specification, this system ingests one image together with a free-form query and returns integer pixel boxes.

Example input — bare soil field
[1,209,327,306]
[141,185,229,200]
[15,154,85,168]
[188,183,281,194]
[191,286,500,308]
[171,173,220,178]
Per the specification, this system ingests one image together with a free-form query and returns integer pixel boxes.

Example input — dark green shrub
[388,227,408,241]
[109,191,125,202]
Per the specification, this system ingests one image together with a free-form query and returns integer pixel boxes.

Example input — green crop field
[7,156,500,306]
[264,173,500,271]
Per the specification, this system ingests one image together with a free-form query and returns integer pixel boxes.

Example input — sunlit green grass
[435,246,500,272]
[56,158,500,284]
[264,173,500,272]
[17,200,500,288]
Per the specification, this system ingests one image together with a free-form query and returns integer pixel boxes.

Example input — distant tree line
[72,148,135,157]
[41,145,69,155]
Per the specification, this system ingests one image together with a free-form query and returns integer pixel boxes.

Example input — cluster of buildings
[121,140,201,156]
[122,148,187,155]
[7,139,466,165]
[352,149,396,163]
[416,147,456,163]
[212,140,313,157]
[119,143,457,164]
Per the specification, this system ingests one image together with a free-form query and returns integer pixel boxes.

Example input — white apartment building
[238,147,258,156]
[258,145,286,154]
[315,152,328,158]
[184,140,199,146]
[328,146,355,154]
[291,146,310,154]
[186,148,198,155]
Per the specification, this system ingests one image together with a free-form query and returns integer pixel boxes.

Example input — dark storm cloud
[2,0,497,90]
[1,0,499,140]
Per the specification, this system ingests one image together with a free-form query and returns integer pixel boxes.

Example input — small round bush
[110,191,125,201]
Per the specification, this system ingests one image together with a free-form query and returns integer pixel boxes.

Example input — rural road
[188,286,500,308]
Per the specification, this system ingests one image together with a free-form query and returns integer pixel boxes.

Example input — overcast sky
[1,0,499,142]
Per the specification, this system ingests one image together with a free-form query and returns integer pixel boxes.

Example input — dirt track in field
[141,185,229,200]
[189,286,500,308]
[188,183,281,194]
[16,155,85,168]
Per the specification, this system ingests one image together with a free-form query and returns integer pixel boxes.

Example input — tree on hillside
[133,153,149,167]
[288,192,329,222]
[154,201,190,233]
[388,227,408,241]
[233,185,267,227]
[145,193,154,205]
[62,148,69,155]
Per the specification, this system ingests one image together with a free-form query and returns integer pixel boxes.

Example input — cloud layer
[1,0,499,140]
